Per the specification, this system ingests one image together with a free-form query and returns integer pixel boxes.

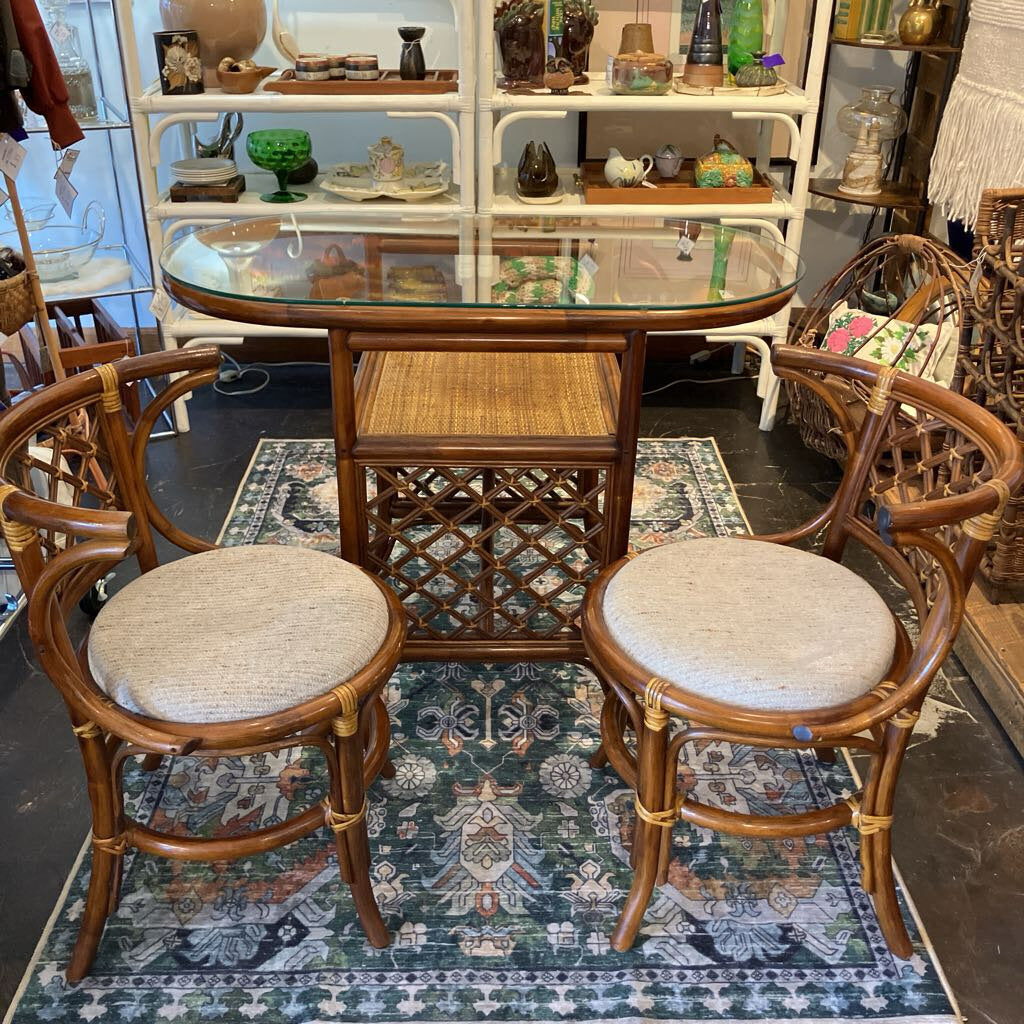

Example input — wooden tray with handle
[265,69,458,95]
[578,159,775,205]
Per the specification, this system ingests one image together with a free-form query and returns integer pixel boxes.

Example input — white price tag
[0,134,27,180]
[579,252,598,277]
[55,170,78,216]
[149,289,172,319]
[676,234,695,258]
[969,257,985,293]
[55,148,80,180]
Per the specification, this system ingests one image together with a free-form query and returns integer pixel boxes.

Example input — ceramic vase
[560,0,597,84]
[154,29,204,95]
[495,0,545,87]
[398,26,427,80]
[516,141,558,199]
[160,0,267,86]
[684,0,724,88]
[727,0,764,77]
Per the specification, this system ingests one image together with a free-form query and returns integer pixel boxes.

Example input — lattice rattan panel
[364,465,607,642]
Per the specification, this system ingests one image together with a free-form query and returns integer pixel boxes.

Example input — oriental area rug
[5,439,959,1024]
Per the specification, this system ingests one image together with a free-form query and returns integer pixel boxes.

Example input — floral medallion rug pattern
[7,440,957,1024]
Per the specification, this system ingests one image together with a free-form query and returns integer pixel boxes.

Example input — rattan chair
[582,346,1023,957]
[0,348,405,981]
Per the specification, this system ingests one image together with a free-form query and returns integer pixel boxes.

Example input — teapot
[604,147,653,188]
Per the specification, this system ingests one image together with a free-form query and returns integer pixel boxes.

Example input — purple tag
[761,53,785,68]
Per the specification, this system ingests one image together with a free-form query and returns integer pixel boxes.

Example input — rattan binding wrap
[955,188,1024,600]
[787,234,967,462]
[357,351,617,437]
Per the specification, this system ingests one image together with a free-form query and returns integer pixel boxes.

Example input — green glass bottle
[727,0,764,77]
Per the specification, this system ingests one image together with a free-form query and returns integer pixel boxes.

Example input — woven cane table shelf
[162,213,801,660]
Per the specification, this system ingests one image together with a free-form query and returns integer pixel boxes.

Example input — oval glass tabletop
[160,213,803,311]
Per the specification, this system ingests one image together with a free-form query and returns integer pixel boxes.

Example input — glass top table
[160,213,803,332]
[160,214,804,662]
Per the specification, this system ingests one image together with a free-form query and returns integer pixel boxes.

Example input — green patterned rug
[6,439,959,1024]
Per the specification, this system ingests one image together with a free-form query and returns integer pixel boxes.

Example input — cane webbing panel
[357,351,617,437]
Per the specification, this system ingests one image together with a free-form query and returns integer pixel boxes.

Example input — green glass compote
[246,129,312,203]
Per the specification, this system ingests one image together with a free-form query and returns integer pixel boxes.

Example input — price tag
[149,289,172,319]
[676,234,695,258]
[55,169,78,216]
[579,252,598,277]
[0,187,8,208]
[969,257,985,293]
[0,134,27,180]
[55,148,80,180]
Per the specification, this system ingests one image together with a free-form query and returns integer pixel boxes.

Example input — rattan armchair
[0,348,405,980]
[582,346,1023,957]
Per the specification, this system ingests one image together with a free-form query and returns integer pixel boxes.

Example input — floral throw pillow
[820,302,957,387]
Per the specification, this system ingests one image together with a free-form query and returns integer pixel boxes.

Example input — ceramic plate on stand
[515,185,566,205]
[320,162,451,202]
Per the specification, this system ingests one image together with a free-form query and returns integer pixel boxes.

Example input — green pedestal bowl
[246,129,313,203]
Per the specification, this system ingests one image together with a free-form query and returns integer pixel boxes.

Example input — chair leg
[328,704,390,948]
[140,753,162,772]
[861,720,914,959]
[611,714,669,952]
[66,723,124,982]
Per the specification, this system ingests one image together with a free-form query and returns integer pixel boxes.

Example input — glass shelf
[40,243,152,303]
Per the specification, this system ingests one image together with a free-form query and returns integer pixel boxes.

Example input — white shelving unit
[112,0,477,430]
[477,0,832,429]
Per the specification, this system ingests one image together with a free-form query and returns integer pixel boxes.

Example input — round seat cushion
[87,545,390,723]
[601,537,896,712]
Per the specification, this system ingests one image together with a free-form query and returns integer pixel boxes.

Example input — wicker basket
[0,263,35,337]
[955,188,1024,601]
[787,234,968,461]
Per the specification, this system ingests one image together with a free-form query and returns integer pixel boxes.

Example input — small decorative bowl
[216,58,275,94]
[611,52,674,95]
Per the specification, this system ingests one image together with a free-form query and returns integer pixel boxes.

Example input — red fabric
[9,0,83,148]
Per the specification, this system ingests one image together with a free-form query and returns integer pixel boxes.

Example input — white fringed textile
[929,0,1024,228]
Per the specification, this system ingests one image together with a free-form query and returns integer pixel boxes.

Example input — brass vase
[898,0,942,46]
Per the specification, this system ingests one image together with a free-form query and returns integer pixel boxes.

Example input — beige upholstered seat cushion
[601,538,896,712]
[87,545,390,723]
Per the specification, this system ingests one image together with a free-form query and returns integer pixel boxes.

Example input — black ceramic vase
[495,0,545,88]
[516,141,558,199]
[398,26,426,80]
[560,0,598,84]
[688,0,724,67]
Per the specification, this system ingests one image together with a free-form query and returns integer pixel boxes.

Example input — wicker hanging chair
[787,234,969,461]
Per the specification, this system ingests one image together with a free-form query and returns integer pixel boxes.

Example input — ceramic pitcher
[604,147,653,188]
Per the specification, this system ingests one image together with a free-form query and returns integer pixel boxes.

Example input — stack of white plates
[171,158,238,185]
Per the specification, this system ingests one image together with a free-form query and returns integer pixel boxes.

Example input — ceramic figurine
[399,26,427,80]
[727,0,764,77]
[495,0,545,88]
[154,30,204,95]
[516,141,559,199]
[654,143,683,179]
[368,137,404,182]
[694,135,754,187]
[604,147,654,188]
[898,0,942,45]
[560,0,598,84]
[543,57,575,94]
[683,0,724,88]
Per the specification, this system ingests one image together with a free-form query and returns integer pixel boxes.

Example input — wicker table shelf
[161,213,801,660]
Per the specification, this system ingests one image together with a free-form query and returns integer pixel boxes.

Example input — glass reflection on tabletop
[162,213,803,311]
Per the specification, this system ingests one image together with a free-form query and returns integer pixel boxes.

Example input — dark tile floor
[1,362,1021,1022]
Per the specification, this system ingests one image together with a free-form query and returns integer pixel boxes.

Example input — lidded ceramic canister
[345,54,380,80]
[295,55,331,80]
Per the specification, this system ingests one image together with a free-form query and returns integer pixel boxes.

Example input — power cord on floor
[215,353,271,396]
[642,374,753,397]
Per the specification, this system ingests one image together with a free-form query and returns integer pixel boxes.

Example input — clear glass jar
[41,0,98,122]
[837,86,908,143]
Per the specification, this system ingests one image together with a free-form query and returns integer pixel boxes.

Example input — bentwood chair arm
[0,487,134,547]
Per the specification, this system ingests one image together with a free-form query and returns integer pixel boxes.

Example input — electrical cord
[214,352,271,397]
[643,374,754,397]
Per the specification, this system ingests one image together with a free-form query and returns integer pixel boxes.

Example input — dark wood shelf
[808,177,927,211]
[829,35,961,54]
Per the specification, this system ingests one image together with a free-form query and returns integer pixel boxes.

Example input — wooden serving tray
[169,175,246,203]
[265,69,458,95]
[579,159,775,205]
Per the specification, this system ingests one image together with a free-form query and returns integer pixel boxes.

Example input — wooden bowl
[216,62,276,94]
